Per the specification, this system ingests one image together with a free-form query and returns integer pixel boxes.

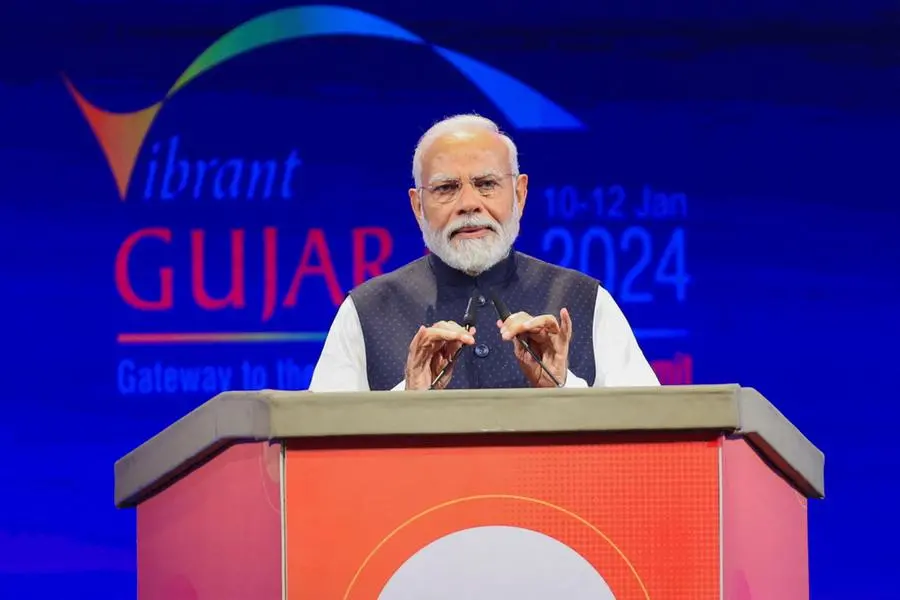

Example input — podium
[116,384,824,599]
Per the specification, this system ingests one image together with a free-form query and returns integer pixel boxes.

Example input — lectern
[115,384,824,599]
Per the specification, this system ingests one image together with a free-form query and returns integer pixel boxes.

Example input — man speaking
[309,114,659,392]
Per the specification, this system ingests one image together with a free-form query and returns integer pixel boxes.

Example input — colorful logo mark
[63,4,585,200]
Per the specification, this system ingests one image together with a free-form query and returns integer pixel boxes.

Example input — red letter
[352,227,393,286]
[262,226,278,322]
[115,227,173,310]
[650,358,673,384]
[651,352,693,385]
[674,352,693,384]
[190,229,246,310]
[283,228,343,307]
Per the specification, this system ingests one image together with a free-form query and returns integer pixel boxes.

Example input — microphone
[429,295,478,390]
[486,289,563,388]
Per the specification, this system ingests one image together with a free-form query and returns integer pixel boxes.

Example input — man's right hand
[404,321,475,390]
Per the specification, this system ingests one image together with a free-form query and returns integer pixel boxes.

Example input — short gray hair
[412,114,519,188]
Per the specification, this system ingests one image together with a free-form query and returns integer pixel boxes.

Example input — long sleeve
[308,297,409,392]
[308,297,371,392]
[564,286,660,388]
[309,287,658,392]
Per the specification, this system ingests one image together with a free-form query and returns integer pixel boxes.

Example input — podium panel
[118,385,823,599]
[285,432,720,598]
[722,436,809,598]
[136,441,282,600]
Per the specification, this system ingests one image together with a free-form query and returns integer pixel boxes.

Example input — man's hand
[405,321,476,390]
[498,308,573,388]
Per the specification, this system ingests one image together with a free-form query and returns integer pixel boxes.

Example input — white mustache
[445,215,500,239]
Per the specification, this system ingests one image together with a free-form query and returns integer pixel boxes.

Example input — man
[309,114,659,391]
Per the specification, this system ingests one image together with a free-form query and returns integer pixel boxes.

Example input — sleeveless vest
[349,250,599,390]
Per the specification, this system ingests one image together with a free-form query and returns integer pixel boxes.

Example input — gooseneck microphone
[486,289,563,388]
[429,295,478,390]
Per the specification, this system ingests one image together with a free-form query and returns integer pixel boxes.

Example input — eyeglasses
[419,173,516,205]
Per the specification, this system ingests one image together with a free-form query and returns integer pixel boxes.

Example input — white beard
[420,202,521,275]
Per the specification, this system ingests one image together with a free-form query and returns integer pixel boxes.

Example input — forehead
[420,130,508,178]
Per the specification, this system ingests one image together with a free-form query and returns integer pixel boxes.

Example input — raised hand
[498,308,573,388]
[404,320,476,390]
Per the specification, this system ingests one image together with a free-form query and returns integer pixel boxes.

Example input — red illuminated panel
[284,434,721,599]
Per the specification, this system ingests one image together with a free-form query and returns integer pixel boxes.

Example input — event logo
[62,4,584,200]
[62,5,692,393]
[60,5,595,396]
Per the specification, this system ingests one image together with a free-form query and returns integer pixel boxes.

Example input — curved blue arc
[433,46,584,130]
[174,4,584,130]
[291,5,425,43]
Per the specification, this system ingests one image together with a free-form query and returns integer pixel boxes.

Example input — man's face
[409,129,528,274]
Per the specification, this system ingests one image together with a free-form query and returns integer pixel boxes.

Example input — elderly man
[309,114,659,391]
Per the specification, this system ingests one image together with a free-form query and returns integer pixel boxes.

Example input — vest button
[474,343,490,358]
[477,295,486,306]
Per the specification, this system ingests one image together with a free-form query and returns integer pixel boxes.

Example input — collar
[427,249,519,289]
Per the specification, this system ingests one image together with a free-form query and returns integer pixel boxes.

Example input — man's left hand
[497,308,573,388]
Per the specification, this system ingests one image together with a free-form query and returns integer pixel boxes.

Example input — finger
[431,320,474,337]
[430,349,459,389]
[407,326,434,369]
[430,351,451,383]
[432,345,451,368]
[432,320,468,330]
[524,314,561,335]
[559,307,573,341]
[497,311,530,326]
[513,341,529,363]
[425,327,475,344]
[433,338,462,373]
[498,312,533,338]
[443,340,462,361]
[408,325,427,355]
[422,326,475,344]
[502,314,559,340]
[512,343,541,375]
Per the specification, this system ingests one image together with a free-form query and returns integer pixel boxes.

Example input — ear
[515,173,528,213]
[409,187,424,222]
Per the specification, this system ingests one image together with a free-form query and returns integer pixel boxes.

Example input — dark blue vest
[349,251,599,390]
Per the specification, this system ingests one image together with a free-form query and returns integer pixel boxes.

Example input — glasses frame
[417,172,518,205]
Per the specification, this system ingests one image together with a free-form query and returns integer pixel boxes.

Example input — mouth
[450,226,494,240]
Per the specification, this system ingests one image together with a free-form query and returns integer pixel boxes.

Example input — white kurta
[309,285,660,392]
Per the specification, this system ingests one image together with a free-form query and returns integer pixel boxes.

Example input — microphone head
[462,295,478,328]
[486,288,511,321]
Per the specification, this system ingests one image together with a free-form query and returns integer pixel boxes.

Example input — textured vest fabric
[349,250,599,390]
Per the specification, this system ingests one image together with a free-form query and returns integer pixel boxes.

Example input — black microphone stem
[516,336,563,388]
[429,295,478,390]
[486,288,563,388]
[429,325,471,390]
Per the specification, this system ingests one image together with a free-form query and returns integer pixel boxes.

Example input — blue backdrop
[1,0,898,597]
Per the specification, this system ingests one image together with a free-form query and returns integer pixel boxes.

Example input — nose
[456,181,482,214]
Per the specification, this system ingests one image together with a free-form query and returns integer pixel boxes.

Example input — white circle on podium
[378,525,617,600]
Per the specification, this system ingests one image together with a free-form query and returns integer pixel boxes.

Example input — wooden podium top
[113,384,825,508]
